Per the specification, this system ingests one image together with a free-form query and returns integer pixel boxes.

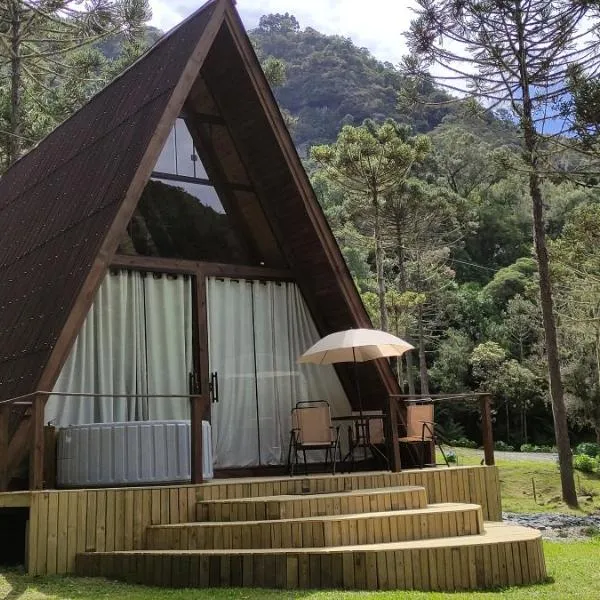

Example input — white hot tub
[56,420,213,487]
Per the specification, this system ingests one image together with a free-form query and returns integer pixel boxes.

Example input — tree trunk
[373,193,388,331]
[395,223,415,394]
[8,0,22,165]
[515,5,577,508]
[417,306,429,395]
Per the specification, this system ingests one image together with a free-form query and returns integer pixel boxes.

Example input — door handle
[209,371,219,403]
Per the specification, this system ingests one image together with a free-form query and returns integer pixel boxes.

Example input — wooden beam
[387,398,401,472]
[6,413,31,478]
[151,169,253,192]
[29,395,45,490]
[480,395,495,466]
[0,405,8,491]
[111,254,293,281]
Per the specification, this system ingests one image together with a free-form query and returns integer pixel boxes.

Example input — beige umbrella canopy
[298,328,414,365]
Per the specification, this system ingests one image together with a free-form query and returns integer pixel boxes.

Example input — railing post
[480,394,495,466]
[191,395,206,484]
[0,404,9,491]
[30,394,45,490]
[387,396,401,472]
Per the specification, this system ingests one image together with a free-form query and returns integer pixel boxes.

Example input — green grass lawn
[1,539,599,599]
[448,448,600,513]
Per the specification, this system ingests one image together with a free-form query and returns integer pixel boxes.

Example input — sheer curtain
[207,277,351,468]
[46,271,193,427]
[207,278,258,468]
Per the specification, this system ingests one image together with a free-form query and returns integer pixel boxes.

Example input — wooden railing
[0,391,210,491]
[387,393,495,472]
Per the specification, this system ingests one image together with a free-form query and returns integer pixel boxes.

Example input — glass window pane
[175,119,208,179]
[154,126,177,174]
[121,178,250,264]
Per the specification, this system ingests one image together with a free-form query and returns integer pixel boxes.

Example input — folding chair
[287,400,341,476]
[398,402,449,468]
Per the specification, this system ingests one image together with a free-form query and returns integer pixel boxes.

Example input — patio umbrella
[298,328,414,366]
[298,328,414,458]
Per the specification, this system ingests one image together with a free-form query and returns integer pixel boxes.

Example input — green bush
[573,453,599,473]
[520,443,556,453]
[494,440,515,452]
[445,449,457,463]
[520,443,537,452]
[449,437,477,448]
[576,442,600,458]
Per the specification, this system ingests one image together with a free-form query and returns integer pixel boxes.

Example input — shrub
[494,440,514,452]
[573,453,599,473]
[576,442,600,458]
[449,437,477,449]
[520,443,556,453]
[520,443,537,452]
[445,449,457,463]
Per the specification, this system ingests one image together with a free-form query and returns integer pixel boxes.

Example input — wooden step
[76,523,546,591]
[196,486,428,522]
[148,503,483,550]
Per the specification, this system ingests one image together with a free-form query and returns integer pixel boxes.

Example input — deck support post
[191,396,206,484]
[30,394,45,490]
[0,404,9,491]
[480,394,495,466]
[387,396,401,472]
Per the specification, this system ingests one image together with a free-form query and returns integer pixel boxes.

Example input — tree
[0,0,150,168]
[551,204,600,442]
[311,119,430,331]
[405,0,600,506]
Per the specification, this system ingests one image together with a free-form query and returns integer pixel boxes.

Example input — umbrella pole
[353,352,368,462]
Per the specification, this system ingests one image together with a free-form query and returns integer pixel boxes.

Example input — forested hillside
[251,14,600,449]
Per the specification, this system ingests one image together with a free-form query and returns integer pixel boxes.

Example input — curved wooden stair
[75,479,546,591]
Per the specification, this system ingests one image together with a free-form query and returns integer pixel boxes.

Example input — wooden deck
[0,465,546,590]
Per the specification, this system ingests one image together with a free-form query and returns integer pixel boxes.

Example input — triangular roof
[0,0,398,408]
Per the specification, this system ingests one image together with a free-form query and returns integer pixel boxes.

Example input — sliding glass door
[207,277,350,469]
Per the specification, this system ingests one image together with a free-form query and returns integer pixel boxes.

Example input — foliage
[520,444,554,453]
[576,443,600,459]
[249,14,459,149]
[0,0,151,169]
[574,454,600,474]
[449,437,477,449]
[494,440,515,452]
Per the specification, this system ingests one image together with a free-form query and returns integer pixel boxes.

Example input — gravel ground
[503,511,600,540]
[495,450,558,462]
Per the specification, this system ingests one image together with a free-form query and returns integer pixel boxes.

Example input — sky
[149,0,416,67]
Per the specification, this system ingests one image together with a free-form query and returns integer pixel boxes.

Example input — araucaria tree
[405,0,600,507]
[311,119,430,332]
[0,0,150,168]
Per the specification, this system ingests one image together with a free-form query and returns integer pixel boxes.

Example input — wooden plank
[46,493,59,575]
[29,396,45,490]
[0,406,9,491]
[27,494,40,575]
[105,490,116,552]
[95,491,107,552]
[114,490,125,550]
[124,489,134,550]
[56,492,70,574]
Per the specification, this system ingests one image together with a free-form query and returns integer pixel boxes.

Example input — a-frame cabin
[0,0,399,491]
[0,2,546,591]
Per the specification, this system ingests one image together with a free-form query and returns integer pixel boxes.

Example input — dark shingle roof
[0,1,217,401]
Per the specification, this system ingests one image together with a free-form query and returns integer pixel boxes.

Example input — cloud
[149,0,416,66]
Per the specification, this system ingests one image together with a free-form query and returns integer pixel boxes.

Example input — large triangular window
[118,117,252,264]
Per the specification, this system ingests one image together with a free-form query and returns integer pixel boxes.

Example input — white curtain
[207,277,351,468]
[207,278,259,468]
[46,271,193,426]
